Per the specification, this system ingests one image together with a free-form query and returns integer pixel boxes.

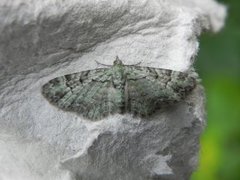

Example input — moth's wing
[125,66,196,116]
[42,68,122,120]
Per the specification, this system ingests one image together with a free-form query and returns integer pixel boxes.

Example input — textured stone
[0,0,226,180]
[62,85,205,180]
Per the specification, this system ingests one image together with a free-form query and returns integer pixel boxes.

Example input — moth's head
[113,56,123,66]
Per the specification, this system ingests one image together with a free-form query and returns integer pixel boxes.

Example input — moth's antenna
[132,61,142,66]
[95,60,112,67]
[128,61,142,66]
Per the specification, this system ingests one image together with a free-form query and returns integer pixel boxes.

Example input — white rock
[0,0,226,179]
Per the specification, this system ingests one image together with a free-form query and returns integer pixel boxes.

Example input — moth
[42,56,196,120]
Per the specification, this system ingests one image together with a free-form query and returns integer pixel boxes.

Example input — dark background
[191,0,240,179]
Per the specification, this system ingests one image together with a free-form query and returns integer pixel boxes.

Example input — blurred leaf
[191,0,240,179]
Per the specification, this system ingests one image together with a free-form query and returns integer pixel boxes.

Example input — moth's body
[42,57,196,120]
[111,58,126,89]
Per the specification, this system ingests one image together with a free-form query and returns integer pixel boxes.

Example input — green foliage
[191,0,240,179]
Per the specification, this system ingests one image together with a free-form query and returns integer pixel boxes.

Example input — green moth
[42,56,196,120]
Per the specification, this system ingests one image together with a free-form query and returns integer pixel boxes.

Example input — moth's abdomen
[111,66,125,88]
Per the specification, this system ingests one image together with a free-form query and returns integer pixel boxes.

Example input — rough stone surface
[0,0,226,180]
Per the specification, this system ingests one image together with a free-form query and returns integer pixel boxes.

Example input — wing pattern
[42,63,196,120]
[42,68,123,120]
[124,66,196,116]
